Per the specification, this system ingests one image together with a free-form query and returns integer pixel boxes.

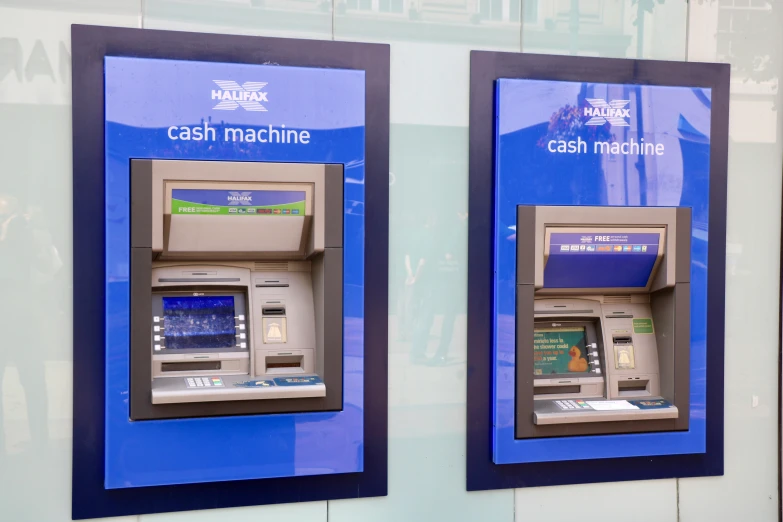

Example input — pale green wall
[0,1,780,520]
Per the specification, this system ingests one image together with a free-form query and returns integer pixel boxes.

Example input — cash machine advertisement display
[101,55,365,491]
[491,77,711,466]
[72,25,389,519]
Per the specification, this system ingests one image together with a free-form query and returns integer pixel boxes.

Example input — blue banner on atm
[172,189,305,206]
[104,57,365,488]
[493,79,710,464]
[545,232,660,288]
[171,189,306,215]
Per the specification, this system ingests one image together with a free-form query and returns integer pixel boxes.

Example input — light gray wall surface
[0,0,780,520]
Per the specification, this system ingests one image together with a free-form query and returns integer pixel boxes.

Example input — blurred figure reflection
[410,210,466,366]
[397,213,427,342]
[0,193,59,460]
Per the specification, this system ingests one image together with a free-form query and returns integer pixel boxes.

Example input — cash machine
[129,159,344,420]
[515,205,691,438]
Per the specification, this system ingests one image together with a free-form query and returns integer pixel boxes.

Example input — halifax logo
[212,80,268,112]
[584,98,631,127]
[227,192,253,206]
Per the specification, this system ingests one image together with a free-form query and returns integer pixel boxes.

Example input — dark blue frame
[466,51,729,490]
[71,24,389,519]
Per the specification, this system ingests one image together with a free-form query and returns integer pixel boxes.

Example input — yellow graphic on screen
[567,346,588,372]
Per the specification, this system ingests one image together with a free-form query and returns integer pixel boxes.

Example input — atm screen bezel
[151,289,248,356]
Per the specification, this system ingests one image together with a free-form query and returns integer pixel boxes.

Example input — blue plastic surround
[492,79,711,464]
[104,57,365,488]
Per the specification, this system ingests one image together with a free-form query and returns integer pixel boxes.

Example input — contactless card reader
[515,205,690,439]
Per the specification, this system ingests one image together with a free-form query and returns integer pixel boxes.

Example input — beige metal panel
[150,264,256,374]
[532,205,683,292]
[600,303,661,399]
[542,225,666,293]
[251,269,317,376]
[167,214,306,253]
[150,159,326,259]
[534,406,679,424]
[152,381,326,404]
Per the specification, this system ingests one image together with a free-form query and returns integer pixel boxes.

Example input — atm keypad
[555,400,591,410]
[185,377,225,388]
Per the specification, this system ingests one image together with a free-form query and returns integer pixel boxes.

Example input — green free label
[632,318,654,334]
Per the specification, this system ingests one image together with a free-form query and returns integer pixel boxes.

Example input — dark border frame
[72,24,389,519]
[466,51,729,491]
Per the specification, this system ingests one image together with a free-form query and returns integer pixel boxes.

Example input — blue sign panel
[493,79,711,463]
[545,232,660,288]
[104,57,365,488]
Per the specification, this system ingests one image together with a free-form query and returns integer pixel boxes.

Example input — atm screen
[162,296,236,349]
[533,327,591,376]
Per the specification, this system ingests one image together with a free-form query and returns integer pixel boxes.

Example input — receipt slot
[130,159,343,420]
[515,205,690,438]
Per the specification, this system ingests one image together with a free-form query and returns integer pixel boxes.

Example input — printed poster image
[533,327,591,375]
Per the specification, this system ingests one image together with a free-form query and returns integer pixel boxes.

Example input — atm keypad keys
[185,377,226,388]
[555,399,592,410]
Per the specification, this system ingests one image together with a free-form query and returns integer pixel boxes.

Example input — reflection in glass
[335,0,522,47]
[144,0,332,38]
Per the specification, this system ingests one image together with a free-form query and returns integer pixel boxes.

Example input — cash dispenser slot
[265,353,305,374]
[162,361,222,372]
[618,379,651,395]
[535,385,581,395]
[516,205,691,438]
[159,277,241,283]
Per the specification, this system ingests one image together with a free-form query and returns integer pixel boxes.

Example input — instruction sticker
[234,379,275,388]
[632,318,654,334]
[262,317,288,343]
[629,399,672,409]
[274,376,323,386]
